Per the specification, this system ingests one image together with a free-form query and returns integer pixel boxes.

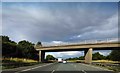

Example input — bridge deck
[35,42,120,51]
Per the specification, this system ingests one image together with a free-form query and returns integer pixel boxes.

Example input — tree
[109,50,120,61]
[2,36,10,42]
[66,57,80,60]
[46,55,55,61]
[92,52,105,60]
[66,58,72,60]
[37,42,42,45]
[18,40,38,59]
[79,56,84,60]
[36,41,42,47]
[106,55,110,60]
[2,42,17,57]
[2,36,17,58]
[2,35,39,60]
[2,36,16,44]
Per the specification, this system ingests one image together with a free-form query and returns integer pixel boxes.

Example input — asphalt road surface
[2,63,116,73]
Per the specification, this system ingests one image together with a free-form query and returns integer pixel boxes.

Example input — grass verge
[2,58,39,70]
[92,60,120,72]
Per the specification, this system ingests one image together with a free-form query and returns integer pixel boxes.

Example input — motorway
[2,63,116,73]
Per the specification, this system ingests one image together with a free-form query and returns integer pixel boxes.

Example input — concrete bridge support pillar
[39,50,45,62]
[84,48,92,64]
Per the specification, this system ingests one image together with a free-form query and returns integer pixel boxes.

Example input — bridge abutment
[84,48,92,64]
[39,50,45,62]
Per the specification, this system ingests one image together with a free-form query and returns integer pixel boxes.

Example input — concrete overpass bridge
[35,38,120,64]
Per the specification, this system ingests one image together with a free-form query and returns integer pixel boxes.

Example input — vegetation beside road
[1,36,41,69]
[2,36,39,60]
[66,59,120,72]
[2,58,39,69]
[92,60,120,72]
[66,51,120,61]
[107,65,120,72]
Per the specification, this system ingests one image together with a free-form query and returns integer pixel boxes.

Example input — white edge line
[51,70,55,73]
[16,63,53,73]
[82,70,87,73]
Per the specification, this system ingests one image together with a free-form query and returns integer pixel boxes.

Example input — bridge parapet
[37,38,120,47]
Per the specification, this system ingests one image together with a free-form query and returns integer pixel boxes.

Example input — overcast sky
[1,0,120,2]
[2,2,118,58]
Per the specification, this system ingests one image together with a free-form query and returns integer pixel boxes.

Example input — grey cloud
[2,0,120,2]
[2,3,118,43]
[70,13,118,41]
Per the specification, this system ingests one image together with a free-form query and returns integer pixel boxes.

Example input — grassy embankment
[92,60,120,72]
[67,60,120,72]
[2,58,39,70]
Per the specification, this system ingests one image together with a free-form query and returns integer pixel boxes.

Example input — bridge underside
[38,47,119,64]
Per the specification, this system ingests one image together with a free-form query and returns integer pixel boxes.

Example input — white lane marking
[82,70,87,73]
[15,63,53,73]
[51,70,55,73]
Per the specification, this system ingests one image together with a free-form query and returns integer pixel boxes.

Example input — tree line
[1,36,40,60]
[66,51,120,61]
[46,52,120,61]
[1,35,120,61]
